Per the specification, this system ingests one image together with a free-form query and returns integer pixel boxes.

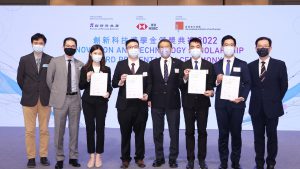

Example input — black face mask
[64,48,76,56]
[257,48,269,57]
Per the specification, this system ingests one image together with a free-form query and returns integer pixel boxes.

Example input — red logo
[136,23,148,30]
[175,21,184,30]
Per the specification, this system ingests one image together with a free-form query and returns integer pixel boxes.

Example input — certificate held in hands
[220,75,240,100]
[188,70,207,94]
[126,75,143,99]
[90,73,108,96]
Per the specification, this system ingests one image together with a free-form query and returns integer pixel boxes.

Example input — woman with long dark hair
[79,44,113,168]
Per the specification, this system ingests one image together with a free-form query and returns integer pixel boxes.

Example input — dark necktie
[36,58,41,73]
[225,59,230,75]
[260,61,266,82]
[67,60,72,93]
[164,60,168,82]
[131,63,135,74]
[194,60,198,70]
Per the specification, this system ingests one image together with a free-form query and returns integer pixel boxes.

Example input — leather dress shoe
[40,157,50,166]
[169,159,178,168]
[69,159,81,167]
[186,160,194,169]
[55,161,63,169]
[135,159,145,168]
[27,158,36,168]
[199,160,208,169]
[120,160,129,168]
[152,159,165,167]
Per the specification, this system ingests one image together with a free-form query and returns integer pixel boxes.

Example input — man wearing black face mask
[47,37,84,169]
[248,37,288,169]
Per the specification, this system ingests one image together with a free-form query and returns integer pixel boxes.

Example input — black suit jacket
[214,57,251,109]
[79,65,113,104]
[180,59,215,109]
[17,52,53,106]
[112,59,149,110]
[148,57,183,109]
[248,58,288,118]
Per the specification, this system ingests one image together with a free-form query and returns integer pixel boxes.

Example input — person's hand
[87,71,93,81]
[216,74,223,84]
[140,94,148,101]
[120,74,127,83]
[231,97,244,104]
[103,92,110,99]
[148,101,152,107]
[204,90,214,97]
[183,69,190,80]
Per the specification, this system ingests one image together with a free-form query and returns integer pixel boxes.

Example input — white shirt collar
[259,56,270,64]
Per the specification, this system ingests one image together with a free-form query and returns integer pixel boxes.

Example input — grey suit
[47,55,84,161]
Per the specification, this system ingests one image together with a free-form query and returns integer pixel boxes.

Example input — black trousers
[151,108,180,161]
[215,105,244,166]
[183,107,209,162]
[117,104,148,162]
[82,100,108,154]
[251,106,279,167]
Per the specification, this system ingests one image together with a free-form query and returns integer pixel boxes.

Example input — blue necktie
[164,60,168,82]
[194,61,198,70]
[225,60,230,75]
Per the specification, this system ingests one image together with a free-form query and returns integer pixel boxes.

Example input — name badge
[143,72,148,77]
[175,68,179,73]
[42,64,48,68]
[233,67,241,72]
[201,69,209,74]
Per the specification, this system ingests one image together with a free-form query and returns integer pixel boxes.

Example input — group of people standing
[17,33,287,169]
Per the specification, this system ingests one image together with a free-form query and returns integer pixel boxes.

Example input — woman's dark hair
[84,44,106,72]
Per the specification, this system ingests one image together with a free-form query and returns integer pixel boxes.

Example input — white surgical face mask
[128,48,139,58]
[92,54,102,62]
[32,45,44,53]
[160,48,171,58]
[190,48,201,58]
[223,46,235,57]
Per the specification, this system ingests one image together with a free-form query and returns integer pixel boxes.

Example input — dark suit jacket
[79,65,113,104]
[214,57,251,109]
[180,59,215,109]
[148,57,183,109]
[248,58,288,118]
[17,52,52,106]
[112,59,149,110]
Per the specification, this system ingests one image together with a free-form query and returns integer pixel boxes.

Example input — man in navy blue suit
[248,37,288,169]
[214,35,251,169]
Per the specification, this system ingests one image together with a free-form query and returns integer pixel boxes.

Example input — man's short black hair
[255,37,272,47]
[125,39,139,48]
[189,37,202,46]
[221,35,236,46]
[63,37,77,47]
[158,39,173,48]
[31,33,47,44]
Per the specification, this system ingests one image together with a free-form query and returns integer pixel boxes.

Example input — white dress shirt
[222,56,235,75]
[128,58,140,74]
[93,66,101,73]
[192,57,202,70]
[65,55,77,92]
[258,56,270,75]
[160,57,172,78]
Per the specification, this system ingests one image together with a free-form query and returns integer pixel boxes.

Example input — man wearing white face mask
[112,39,149,168]
[148,39,183,168]
[214,35,251,169]
[17,33,53,168]
[180,38,215,169]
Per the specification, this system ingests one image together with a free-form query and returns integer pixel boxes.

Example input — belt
[66,92,78,95]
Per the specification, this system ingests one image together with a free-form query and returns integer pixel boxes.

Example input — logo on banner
[175,21,184,31]
[136,23,148,30]
[89,16,120,31]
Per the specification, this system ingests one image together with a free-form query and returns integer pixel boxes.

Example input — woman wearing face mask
[79,44,113,168]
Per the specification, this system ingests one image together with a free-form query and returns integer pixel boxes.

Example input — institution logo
[136,23,148,30]
[175,21,184,31]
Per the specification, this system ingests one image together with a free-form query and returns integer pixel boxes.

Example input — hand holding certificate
[220,75,240,101]
[126,75,143,99]
[90,73,108,96]
[188,70,207,94]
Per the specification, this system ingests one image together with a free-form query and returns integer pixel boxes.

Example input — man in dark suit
[248,37,288,169]
[180,38,214,169]
[112,39,149,168]
[17,33,52,168]
[148,39,183,168]
[214,35,251,169]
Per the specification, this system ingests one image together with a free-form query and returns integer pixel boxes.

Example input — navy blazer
[112,59,149,110]
[147,57,183,109]
[214,57,251,109]
[248,58,288,118]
